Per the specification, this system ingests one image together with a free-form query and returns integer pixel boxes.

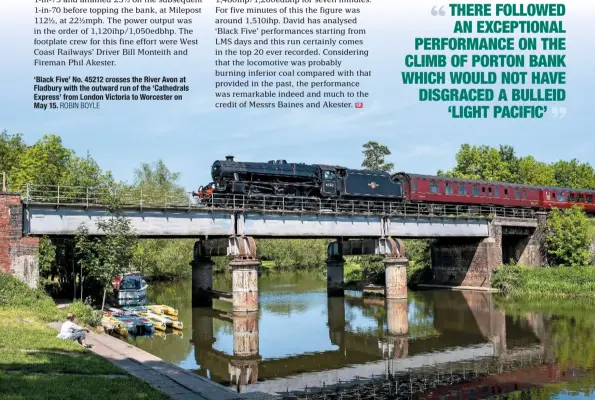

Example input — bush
[545,207,592,267]
[65,300,103,327]
[0,273,61,321]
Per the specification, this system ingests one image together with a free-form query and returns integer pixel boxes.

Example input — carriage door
[322,170,337,196]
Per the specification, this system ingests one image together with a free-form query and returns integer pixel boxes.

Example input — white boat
[117,274,148,306]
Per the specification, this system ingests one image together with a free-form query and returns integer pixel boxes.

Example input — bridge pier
[326,240,345,297]
[0,193,39,288]
[231,259,260,313]
[385,257,409,299]
[191,256,214,307]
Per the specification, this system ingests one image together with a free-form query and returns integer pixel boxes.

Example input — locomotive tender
[194,156,595,212]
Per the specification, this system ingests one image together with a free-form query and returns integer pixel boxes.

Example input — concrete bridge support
[192,237,261,312]
[231,259,260,313]
[326,241,345,297]
[191,243,214,307]
[0,193,39,288]
[385,258,408,299]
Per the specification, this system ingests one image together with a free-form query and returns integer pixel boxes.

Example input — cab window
[324,171,336,180]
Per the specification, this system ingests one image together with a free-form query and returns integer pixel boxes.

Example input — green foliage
[257,239,328,269]
[65,300,103,327]
[0,273,61,322]
[75,215,138,290]
[492,264,595,297]
[438,144,517,182]
[441,143,595,190]
[0,130,26,180]
[8,134,73,189]
[361,141,394,172]
[544,207,592,267]
[134,239,194,280]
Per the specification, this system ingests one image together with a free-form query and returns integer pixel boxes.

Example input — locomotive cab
[322,169,338,196]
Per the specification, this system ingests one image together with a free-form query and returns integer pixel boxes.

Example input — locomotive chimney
[225,155,234,162]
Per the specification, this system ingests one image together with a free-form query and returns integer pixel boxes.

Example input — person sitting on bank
[57,312,91,347]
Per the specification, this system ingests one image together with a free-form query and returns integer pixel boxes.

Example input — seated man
[57,312,91,347]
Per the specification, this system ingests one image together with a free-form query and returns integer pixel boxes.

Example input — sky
[1,0,594,190]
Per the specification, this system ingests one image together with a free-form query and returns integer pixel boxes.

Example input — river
[126,270,595,398]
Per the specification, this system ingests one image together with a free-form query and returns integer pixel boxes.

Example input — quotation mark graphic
[355,102,364,109]
[431,6,446,16]
[552,107,567,119]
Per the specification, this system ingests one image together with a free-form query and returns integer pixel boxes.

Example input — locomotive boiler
[194,156,403,200]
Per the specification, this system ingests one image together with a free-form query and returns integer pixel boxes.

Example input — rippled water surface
[126,270,595,399]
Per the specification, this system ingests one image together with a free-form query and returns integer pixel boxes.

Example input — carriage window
[569,193,575,202]
[445,182,453,195]
[546,192,551,201]
[504,189,508,197]
[324,171,336,180]
[472,185,480,196]
[412,181,418,190]
[578,194,585,203]
[482,187,486,194]
[495,188,500,197]
[587,195,593,204]
[514,189,520,199]
[522,191,526,199]
[458,184,467,195]
[551,192,555,200]
[488,187,492,196]
[558,193,565,201]
[429,181,439,193]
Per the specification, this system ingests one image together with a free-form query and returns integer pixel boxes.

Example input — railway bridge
[1,185,543,313]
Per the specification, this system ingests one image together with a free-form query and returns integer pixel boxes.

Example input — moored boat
[123,306,183,330]
[116,273,148,306]
[147,304,178,317]
[101,315,129,337]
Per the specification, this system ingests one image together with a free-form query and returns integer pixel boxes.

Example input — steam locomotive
[193,156,595,212]
[193,156,402,200]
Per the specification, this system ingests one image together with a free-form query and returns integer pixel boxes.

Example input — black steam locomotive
[194,156,402,200]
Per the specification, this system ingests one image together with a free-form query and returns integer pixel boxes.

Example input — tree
[516,156,556,186]
[9,134,73,188]
[552,159,595,190]
[361,141,394,172]
[134,159,187,201]
[443,144,514,182]
[0,131,26,187]
[75,212,138,309]
[544,207,592,267]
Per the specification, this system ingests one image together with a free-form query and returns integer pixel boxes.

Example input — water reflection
[131,271,595,398]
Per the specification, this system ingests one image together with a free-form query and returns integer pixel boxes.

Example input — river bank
[492,264,595,298]
[0,273,170,399]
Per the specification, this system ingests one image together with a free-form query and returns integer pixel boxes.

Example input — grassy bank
[0,273,169,400]
[492,264,595,298]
